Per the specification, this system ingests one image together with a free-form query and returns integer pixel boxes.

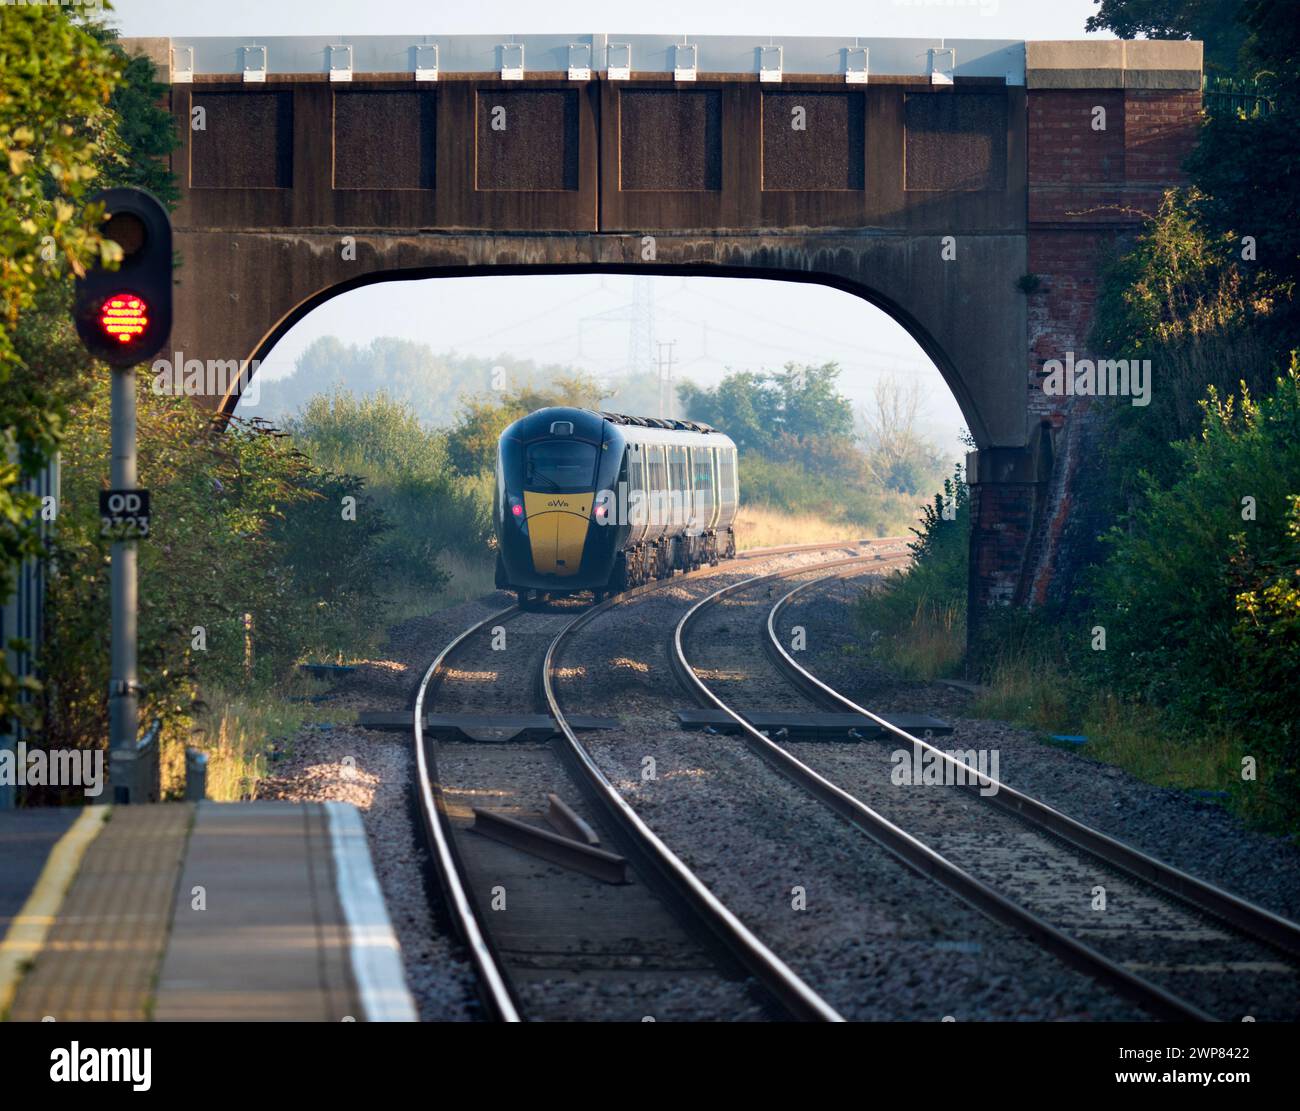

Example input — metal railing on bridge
[1202,75,1274,118]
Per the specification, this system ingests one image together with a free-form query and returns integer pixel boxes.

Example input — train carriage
[493,407,738,606]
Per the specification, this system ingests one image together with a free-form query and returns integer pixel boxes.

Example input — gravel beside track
[231,542,1294,1023]
[765,571,1300,1019]
[256,595,524,1021]
[551,551,1146,1020]
[785,572,1300,927]
[242,548,870,1022]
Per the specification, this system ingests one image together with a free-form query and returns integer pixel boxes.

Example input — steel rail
[413,603,524,1022]
[539,561,855,1022]
[768,570,1300,965]
[409,539,881,1022]
[734,537,907,561]
[671,559,1216,1022]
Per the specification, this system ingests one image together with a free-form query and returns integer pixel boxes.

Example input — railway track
[670,561,1300,1022]
[412,539,893,1021]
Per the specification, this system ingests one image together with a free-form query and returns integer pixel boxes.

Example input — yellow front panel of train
[523,491,592,577]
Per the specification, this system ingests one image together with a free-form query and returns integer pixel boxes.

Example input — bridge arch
[224,257,995,450]
[127,32,1203,620]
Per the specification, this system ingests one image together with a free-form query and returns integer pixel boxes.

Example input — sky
[108,0,1106,41]
[108,0,1114,450]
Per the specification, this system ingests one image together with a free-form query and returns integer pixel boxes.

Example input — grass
[379,550,497,627]
[972,655,1072,732]
[733,503,871,550]
[864,604,1254,815]
[424,549,498,608]
[1079,694,1246,796]
[171,548,497,803]
[859,593,965,681]
[172,676,337,801]
[969,656,1252,805]
[857,576,972,680]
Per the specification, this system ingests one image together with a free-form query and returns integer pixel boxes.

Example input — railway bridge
[120,32,1204,618]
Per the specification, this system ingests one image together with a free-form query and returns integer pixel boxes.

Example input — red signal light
[99,293,149,345]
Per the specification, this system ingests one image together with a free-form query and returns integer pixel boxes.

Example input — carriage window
[525,440,598,490]
[694,451,712,490]
[648,447,664,491]
[719,449,736,500]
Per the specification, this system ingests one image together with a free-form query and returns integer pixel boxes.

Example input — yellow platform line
[0,806,110,1018]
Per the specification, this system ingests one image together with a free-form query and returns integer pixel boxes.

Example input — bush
[1088,189,1286,517]
[1085,364,1300,826]
[285,390,492,591]
[42,377,389,753]
[679,363,939,536]
[739,451,916,533]
[854,466,970,676]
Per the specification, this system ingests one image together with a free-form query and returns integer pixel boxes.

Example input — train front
[494,408,626,597]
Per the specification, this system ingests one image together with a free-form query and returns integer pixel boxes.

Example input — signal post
[72,188,173,803]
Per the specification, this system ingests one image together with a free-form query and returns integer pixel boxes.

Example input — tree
[677,371,777,452]
[0,7,124,724]
[444,372,603,475]
[677,362,855,450]
[773,362,855,443]
[1084,0,1252,75]
[1187,0,1300,303]
[858,376,946,494]
[87,24,181,207]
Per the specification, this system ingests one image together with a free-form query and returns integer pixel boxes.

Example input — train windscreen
[525,440,598,491]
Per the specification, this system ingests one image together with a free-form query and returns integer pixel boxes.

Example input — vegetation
[285,390,489,597]
[0,8,127,727]
[444,372,603,477]
[1085,0,1255,75]
[1,14,401,800]
[862,0,1300,833]
[250,336,600,430]
[854,467,970,679]
[1085,367,1300,826]
[679,362,943,535]
[42,375,392,754]
[731,504,864,551]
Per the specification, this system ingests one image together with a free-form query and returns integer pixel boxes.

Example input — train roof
[502,407,736,449]
[595,411,718,434]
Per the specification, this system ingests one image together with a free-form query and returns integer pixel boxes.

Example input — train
[493,407,739,606]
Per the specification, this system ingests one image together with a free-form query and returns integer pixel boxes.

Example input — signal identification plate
[99,489,151,539]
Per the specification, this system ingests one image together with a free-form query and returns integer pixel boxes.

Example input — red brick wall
[970,87,1201,613]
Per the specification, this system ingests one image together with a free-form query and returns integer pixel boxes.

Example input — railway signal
[71,187,173,803]
[73,187,173,366]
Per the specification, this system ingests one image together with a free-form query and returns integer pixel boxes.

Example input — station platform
[0,801,416,1022]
